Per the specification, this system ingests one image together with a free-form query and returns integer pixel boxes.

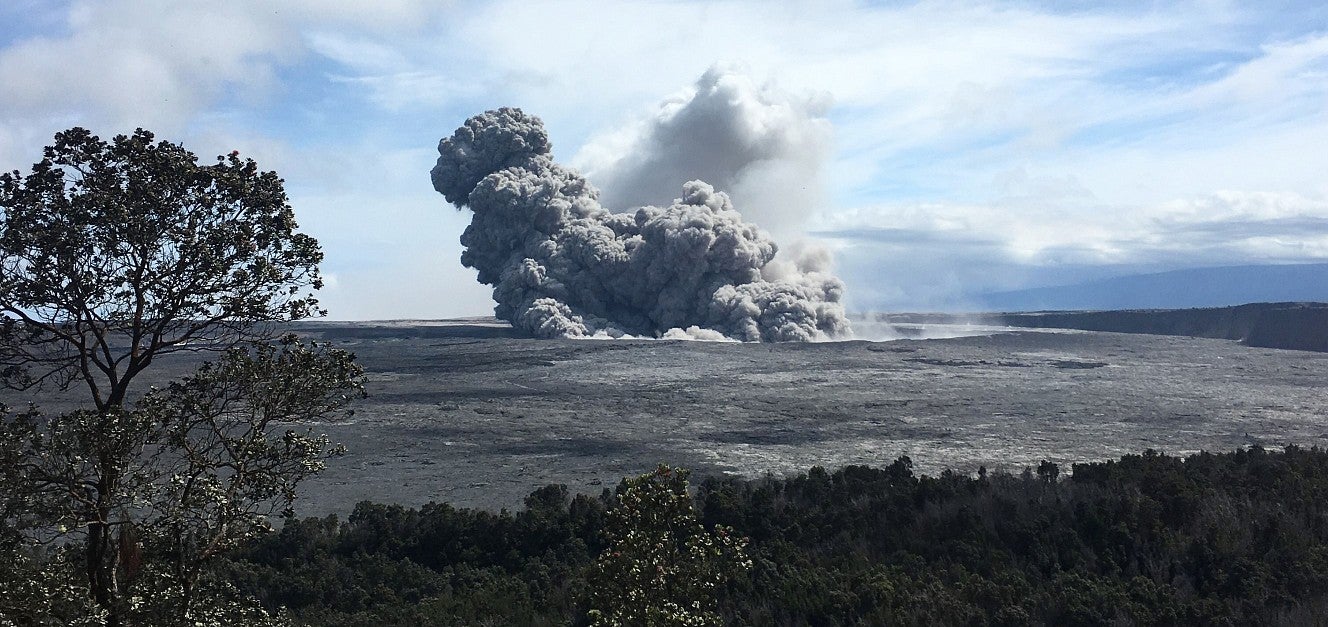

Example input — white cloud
[1186,32,1328,108]
[0,1,296,131]
[822,188,1328,308]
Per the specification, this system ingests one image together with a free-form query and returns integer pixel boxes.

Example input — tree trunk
[88,463,124,627]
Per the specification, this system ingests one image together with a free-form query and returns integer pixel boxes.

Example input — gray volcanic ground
[10,320,1328,516]
[287,320,1326,515]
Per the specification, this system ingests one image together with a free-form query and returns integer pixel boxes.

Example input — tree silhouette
[0,128,362,626]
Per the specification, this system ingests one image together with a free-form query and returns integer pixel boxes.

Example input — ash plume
[578,67,832,241]
[578,67,841,294]
[430,107,850,341]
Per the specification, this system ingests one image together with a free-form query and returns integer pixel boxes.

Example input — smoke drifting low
[430,107,850,341]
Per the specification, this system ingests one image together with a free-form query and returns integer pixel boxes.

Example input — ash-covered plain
[9,321,1324,516]
[279,320,1327,515]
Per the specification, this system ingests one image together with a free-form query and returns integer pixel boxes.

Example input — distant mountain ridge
[977,264,1328,311]
[997,302,1328,352]
[881,302,1328,353]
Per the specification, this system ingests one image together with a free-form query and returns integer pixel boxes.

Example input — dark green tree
[0,128,363,626]
[585,465,750,627]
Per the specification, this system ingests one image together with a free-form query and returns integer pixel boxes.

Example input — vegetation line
[228,446,1328,626]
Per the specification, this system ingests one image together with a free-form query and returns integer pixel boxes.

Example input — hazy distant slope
[995,302,1328,352]
[880,302,1328,352]
[978,264,1328,311]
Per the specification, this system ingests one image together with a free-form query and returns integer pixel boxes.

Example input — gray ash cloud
[580,67,832,242]
[431,107,849,341]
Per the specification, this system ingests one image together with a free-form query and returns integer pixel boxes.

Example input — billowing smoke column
[431,107,850,342]
[579,67,832,241]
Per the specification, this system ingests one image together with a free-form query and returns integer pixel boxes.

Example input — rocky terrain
[290,320,1328,514]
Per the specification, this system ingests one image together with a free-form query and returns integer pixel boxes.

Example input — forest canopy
[227,446,1328,626]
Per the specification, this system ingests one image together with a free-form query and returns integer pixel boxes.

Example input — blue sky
[1,0,1325,317]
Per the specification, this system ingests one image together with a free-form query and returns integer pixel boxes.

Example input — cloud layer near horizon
[1,1,1326,316]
